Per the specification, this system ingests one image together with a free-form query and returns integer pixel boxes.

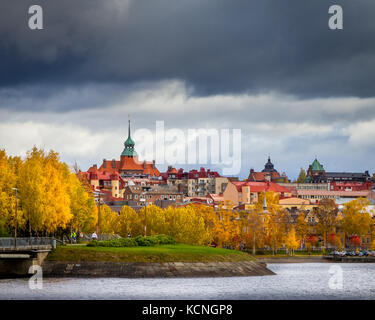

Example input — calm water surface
[1,263,375,300]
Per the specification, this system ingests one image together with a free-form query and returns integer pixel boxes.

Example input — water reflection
[1,263,375,300]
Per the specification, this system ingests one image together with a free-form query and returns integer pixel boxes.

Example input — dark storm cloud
[1,0,375,106]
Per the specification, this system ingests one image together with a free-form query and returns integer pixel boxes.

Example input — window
[135,195,138,199]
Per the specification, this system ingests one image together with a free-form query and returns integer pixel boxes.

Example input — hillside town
[81,121,375,210]
[74,121,375,250]
[1,121,375,255]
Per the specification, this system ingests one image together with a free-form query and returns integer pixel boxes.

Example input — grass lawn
[47,244,254,263]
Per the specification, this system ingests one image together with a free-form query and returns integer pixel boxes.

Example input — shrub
[350,235,361,247]
[87,240,98,247]
[118,238,138,247]
[153,234,176,245]
[86,235,176,247]
[134,235,158,246]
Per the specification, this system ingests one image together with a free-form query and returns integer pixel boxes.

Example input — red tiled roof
[88,156,160,177]
[231,181,290,193]
[248,171,281,181]
[162,167,221,179]
[297,190,372,197]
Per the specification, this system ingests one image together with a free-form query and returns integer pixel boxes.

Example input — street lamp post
[95,189,105,241]
[98,192,101,241]
[140,193,147,237]
[12,188,18,249]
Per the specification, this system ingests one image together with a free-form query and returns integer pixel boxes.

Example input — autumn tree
[139,205,166,236]
[296,212,308,249]
[306,235,318,252]
[118,205,141,237]
[370,240,375,251]
[257,192,286,255]
[349,235,361,249]
[315,199,338,247]
[327,233,340,249]
[69,173,97,234]
[0,150,21,236]
[98,204,119,235]
[194,204,217,244]
[18,147,47,235]
[297,168,307,183]
[42,151,72,233]
[163,206,210,245]
[285,227,299,255]
[242,208,265,254]
[18,147,92,236]
[341,198,372,247]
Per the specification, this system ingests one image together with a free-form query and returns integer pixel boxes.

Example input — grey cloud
[1,0,375,179]
[1,82,374,179]
[1,0,375,103]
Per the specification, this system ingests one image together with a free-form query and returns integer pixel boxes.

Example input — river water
[1,263,375,300]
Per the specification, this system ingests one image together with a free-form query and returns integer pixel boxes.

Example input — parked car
[339,251,346,257]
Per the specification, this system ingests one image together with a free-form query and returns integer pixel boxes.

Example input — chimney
[143,161,147,169]
[112,159,116,169]
[103,159,106,168]
[152,160,155,169]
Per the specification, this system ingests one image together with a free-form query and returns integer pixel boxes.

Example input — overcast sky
[1,0,375,179]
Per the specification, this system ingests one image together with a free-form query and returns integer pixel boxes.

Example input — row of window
[299,195,339,199]
[125,194,181,200]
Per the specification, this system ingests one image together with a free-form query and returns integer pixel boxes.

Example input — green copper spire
[311,158,324,171]
[121,119,137,157]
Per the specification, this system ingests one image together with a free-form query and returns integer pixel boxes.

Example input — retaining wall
[42,260,275,278]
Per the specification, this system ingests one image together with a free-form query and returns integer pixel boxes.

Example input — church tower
[262,156,277,173]
[121,119,138,158]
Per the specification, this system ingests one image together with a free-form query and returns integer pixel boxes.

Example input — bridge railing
[0,237,56,249]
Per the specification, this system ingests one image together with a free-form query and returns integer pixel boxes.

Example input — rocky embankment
[42,260,275,278]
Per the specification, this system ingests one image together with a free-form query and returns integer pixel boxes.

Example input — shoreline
[258,255,375,263]
[257,256,330,263]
